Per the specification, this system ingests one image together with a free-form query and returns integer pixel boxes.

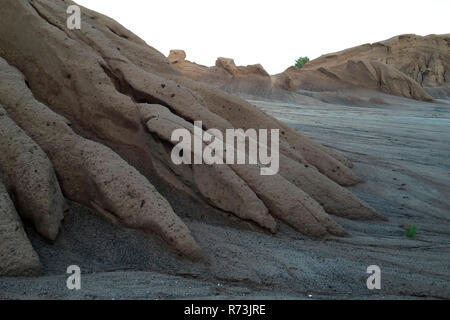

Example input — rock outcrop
[0,105,65,242]
[168,50,273,97]
[0,0,386,271]
[0,180,41,277]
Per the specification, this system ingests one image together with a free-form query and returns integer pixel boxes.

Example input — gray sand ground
[1,93,449,299]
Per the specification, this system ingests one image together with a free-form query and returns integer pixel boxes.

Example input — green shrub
[405,225,418,239]
[295,56,310,69]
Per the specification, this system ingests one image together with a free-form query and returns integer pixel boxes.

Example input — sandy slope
[1,95,449,299]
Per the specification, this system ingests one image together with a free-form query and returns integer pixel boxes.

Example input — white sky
[76,0,450,74]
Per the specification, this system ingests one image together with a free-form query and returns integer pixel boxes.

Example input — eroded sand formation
[170,34,450,102]
[0,0,385,276]
[169,50,273,97]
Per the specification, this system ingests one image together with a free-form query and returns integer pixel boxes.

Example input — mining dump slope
[0,0,449,299]
[1,94,449,299]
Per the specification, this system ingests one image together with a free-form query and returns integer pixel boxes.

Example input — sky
[76,0,450,75]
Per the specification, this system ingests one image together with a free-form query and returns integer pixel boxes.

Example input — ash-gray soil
[1,94,449,300]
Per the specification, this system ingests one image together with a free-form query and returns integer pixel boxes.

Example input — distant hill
[170,34,450,102]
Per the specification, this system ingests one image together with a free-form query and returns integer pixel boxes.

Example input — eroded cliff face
[318,34,450,90]
[0,0,385,275]
[171,34,450,102]
[274,34,450,101]
[169,50,273,97]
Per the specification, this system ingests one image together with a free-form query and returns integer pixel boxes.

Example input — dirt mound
[274,34,450,101]
[0,0,385,274]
